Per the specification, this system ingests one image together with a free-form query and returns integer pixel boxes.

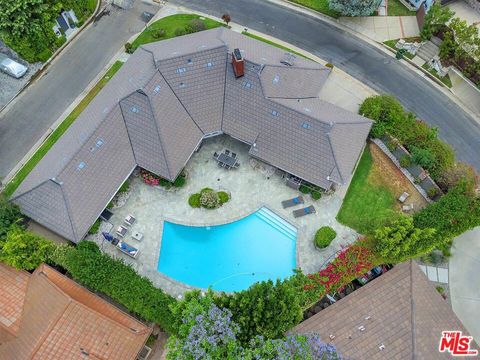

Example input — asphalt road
[0,1,159,181]
[173,0,480,170]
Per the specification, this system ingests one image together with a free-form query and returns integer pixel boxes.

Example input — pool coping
[153,203,302,295]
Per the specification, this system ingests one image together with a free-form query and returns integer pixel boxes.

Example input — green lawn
[288,0,340,18]
[241,32,315,61]
[336,146,399,235]
[383,39,416,60]
[422,63,452,88]
[3,61,124,198]
[387,0,416,16]
[130,14,224,52]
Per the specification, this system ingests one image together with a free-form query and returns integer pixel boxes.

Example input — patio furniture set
[213,149,240,169]
[102,214,143,259]
[398,192,414,212]
[281,195,316,218]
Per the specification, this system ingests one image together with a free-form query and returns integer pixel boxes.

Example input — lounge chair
[398,192,409,203]
[293,205,316,218]
[124,214,136,226]
[402,204,414,212]
[213,152,219,159]
[282,196,304,208]
[234,162,240,168]
[116,240,138,258]
[116,225,128,237]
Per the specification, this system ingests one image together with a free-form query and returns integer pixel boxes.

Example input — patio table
[132,231,144,242]
[217,153,237,168]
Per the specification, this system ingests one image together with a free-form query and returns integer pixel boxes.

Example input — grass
[336,146,399,235]
[130,14,224,52]
[287,0,340,18]
[2,61,124,198]
[241,32,315,61]
[422,63,452,88]
[386,0,416,16]
[383,39,416,60]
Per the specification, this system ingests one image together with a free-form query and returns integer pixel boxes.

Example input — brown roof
[292,261,478,360]
[0,263,151,360]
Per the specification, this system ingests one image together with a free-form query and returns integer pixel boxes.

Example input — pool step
[256,208,297,240]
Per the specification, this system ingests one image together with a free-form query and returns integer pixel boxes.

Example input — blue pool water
[157,207,297,292]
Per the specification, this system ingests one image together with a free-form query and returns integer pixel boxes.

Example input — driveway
[0,1,159,181]
[170,0,480,171]
[449,227,480,343]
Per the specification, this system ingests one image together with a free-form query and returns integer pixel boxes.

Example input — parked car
[0,53,28,79]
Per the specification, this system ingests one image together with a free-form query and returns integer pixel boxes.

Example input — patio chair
[234,162,240,169]
[225,149,230,156]
[116,240,138,258]
[124,214,136,226]
[398,192,410,203]
[282,196,304,209]
[293,205,316,218]
[116,225,128,238]
[232,152,237,159]
[213,152,219,159]
[402,204,414,212]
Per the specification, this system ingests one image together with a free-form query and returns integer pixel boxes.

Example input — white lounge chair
[398,192,410,203]
[116,225,128,237]
[124,214,136,226]
[402,204,414,212]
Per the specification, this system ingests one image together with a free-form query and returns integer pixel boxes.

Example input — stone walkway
[88,135,358,297]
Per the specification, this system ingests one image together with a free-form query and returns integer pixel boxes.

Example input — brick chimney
[231,48,244,78]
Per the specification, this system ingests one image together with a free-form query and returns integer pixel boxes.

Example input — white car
[0,53,28,79]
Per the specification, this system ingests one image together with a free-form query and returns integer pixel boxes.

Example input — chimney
[232,48,244,78]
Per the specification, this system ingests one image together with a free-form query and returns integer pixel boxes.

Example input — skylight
[206,61,214,69]
[242,81,253,89]
[77,161,86,170]
[176,67,186,74]
[179,82,186,88]
[154,85,161,93]
[301,122,311,129]
[273,75,280,84]
[131,106,139,113]
[271,110,279,117]
[96,139,104,148]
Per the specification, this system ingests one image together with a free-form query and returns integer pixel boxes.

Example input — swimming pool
[157,207,297,292]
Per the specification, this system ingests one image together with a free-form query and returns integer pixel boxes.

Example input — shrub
[221,13,231,25]
[37,48,52,62]
[201,187,214,193]
[55,35,67,48]
[218,191,230,204]
[200,190,220,209]
[118,180,130,194]
[60,241,177,332]
[125,42,133,54]
[88,219,101,235]
[329,0,382,16]
[151,28,166,39]
[437,162,478,193]
[314,227,336,249]
[427,187,438,198]
[0,195,23,243]
[420,3,455,41]
[311,190,322,200]
[174,27,187,37]
[299,184,310,194]
[325,63,334,69]
[410,146,436,169]
[0,227,55,270]
[399,155,411,168]
[359,95,405,137]
[185,19,206,33]
[173,173,186,188]
[188,193,201,208]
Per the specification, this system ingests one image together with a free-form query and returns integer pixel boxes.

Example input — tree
[216,279,303,344]
[0,194,22,243]
[420,3,455,40]
[0,227,55,270]
[359,95,405,137]
[410,145,436,170]
[449,17,480,60]
[329,0,382,17]
[437,162,478,193]
[221,13,231,26]
[374,217,436,263]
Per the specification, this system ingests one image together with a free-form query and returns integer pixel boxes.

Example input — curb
[0,0,103,115]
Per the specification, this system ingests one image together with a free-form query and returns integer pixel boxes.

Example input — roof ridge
[326,132,345,184]
[147,43,227,64]
[269,97,337,127]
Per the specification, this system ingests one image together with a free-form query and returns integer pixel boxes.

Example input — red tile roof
[292,261,478,360]
[0,263,151,359]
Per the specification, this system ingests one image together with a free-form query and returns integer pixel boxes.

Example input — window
[131,106,139,113]
[271,110,279,117]
[154,85,161,93]
[206,61,214,69]
[242,81,253,89]
[77,161,86,170]
[301,122,311,129]
[96,139,104,148]
[176,67,186,74]
[187,59,193,65]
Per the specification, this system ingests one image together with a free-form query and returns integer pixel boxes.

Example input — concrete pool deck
[88,135,359,297]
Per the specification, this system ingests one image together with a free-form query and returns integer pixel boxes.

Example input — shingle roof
[12,28,372,242]
[0,264,151,360]
[291,261,478,360]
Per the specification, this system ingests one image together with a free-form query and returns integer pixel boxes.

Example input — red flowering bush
[307,243,376,295]
[141,169,160,186]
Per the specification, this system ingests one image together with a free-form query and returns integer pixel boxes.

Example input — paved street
[0,1,159,181]
[172,0,480,170]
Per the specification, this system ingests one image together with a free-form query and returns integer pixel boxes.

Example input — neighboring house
[0,263,151,359]
[11,28,372,243]
[53,10,78,37]
[292,260,478,359]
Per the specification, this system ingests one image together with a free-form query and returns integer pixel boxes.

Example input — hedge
[314,227,337,249]
[55,241,177,333]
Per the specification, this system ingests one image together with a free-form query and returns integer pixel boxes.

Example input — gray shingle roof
[12,28,372,242]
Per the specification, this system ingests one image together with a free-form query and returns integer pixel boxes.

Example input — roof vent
[280,52,296,66]
[358,325,365,332]
[329,334,335,340]
[379,344,385,351]
[232,48,244,78]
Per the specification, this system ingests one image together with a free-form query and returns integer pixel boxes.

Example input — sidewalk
[339,16,419,42]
